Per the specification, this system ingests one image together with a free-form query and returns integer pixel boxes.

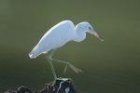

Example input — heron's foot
[66,62,82,73]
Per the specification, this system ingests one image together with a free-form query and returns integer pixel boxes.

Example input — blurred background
[0,0,140,93]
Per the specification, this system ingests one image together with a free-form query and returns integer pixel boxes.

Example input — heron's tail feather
[29,52,36,59]
[29,44,44,59]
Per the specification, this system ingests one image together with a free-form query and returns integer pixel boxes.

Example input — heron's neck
[73,29,86,42]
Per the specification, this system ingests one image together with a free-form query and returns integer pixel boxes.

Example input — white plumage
[29,20,75,58]
[29,20,103,59]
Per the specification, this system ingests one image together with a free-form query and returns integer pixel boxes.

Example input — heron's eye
[88,27,92,30]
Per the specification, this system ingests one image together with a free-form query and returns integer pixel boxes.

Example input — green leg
[46,50,57,80]
[50,58,82,73]
[46,50,82,80]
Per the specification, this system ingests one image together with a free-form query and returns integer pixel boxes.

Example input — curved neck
[73,28,86,42]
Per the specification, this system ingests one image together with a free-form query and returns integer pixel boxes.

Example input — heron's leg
[48,51,82,73]
[51,58,82,73]
[46,50,57,80]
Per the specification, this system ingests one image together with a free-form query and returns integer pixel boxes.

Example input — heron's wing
[37,20,75,53]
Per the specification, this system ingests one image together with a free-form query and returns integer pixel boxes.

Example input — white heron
[29,20,103,80]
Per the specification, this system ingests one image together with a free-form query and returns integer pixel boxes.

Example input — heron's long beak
[91,31,104,41]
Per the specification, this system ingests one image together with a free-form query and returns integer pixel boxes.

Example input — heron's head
[79,22,104,41]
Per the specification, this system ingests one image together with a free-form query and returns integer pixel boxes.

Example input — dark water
[0,0,140,93]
